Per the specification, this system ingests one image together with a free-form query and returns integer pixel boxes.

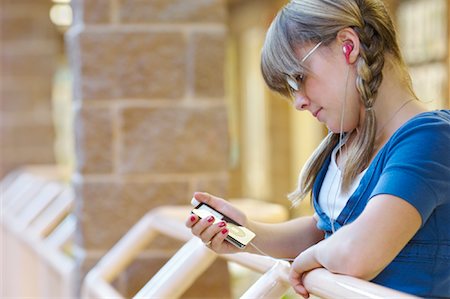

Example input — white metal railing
[82,203,419,299]
[82,202,291,298]
[0,166,421,298]
[0,166,77,298]
[2,167,290,298]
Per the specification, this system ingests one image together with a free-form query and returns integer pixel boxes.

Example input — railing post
[240,260,291,299]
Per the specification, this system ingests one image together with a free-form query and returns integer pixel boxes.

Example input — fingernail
[207,216,214,222]
[190,215,196,222]
[221,229,228,234]
[218,222,226,227]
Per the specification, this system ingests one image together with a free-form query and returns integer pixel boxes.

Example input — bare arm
[315,194,421,278]
[186,192,324,258]
[289,194,421,297]
[247,216,324,259]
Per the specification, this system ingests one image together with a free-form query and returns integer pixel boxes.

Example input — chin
[326,125,341,134]
[327,124,352,134]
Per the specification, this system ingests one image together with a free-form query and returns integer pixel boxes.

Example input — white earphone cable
[327,64,351,234]
[248,241,295,262]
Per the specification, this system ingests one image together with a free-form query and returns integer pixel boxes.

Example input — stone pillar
[66,0,231,296]
[0,0,59,177]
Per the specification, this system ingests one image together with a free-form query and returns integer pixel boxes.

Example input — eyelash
[289,74,305,93]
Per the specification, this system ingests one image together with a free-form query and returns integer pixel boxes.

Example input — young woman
[186,1,450,298]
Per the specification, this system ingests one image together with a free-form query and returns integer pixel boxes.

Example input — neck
[375,98,414,139]
[354,62,428,154]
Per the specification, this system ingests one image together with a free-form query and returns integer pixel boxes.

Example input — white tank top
[318,145,367,220]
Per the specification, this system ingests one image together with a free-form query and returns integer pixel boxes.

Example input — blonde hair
[260,0,413,204]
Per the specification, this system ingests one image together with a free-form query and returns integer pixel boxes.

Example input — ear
[336,27,360,64]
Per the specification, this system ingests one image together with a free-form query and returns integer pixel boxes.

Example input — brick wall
[66,0,231,296]
[0,0,59,177]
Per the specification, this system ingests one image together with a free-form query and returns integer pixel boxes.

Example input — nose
[293,94,310,111]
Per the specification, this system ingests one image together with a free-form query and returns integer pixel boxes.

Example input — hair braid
[340,4,386,190]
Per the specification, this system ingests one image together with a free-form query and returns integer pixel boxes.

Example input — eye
[286,75,299,92]
[285,73,306,98]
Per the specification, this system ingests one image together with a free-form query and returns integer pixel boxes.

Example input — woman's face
[291,42,362,133]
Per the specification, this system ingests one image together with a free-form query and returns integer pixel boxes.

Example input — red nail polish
[218,222,226,227]
[221,229,228,234]
[190,215,196,222]
[207,216,214,222]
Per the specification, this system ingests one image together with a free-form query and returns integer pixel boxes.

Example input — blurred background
[1,0,449,298]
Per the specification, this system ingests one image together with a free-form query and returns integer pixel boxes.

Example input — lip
[313,108,322,118]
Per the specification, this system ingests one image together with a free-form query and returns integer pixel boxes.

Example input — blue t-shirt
[312,110,450,298]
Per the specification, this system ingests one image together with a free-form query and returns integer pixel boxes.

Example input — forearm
[313,195,421,280]
[313,227,381,280]
[246,216,324,259]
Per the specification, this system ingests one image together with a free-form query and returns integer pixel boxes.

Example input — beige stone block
[183,258,231,299]
[145,234,185,251]
[79,31,186,100]
[76,179,189,250]
[118,255,231,298]
[119,0,226,24]
[0,146,56,177]
[114,254,168,296]
[120,106,229,174]
[1,15,36,41]
[1,146,55,162]
[0,1,60,178]
[193,32,226,98]
[82,0,111,24]
[1,51,57,77]
[1,123,55,148]
[0,3,58,42]
[0,79,53,112]
[74,107,113,174]
[192,175,229,198]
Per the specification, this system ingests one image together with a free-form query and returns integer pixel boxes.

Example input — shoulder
[386,109,450,150]
[380,109,450,170]
[372,110,450,220]
[396,109,450,133]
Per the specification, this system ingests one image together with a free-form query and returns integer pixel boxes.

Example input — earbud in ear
[343,43,354,63]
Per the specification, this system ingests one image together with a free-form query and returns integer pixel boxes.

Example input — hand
[289,244,322,298]
[185,192,248,254]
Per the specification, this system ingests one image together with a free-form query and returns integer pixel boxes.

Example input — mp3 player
[190,198,256,249]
